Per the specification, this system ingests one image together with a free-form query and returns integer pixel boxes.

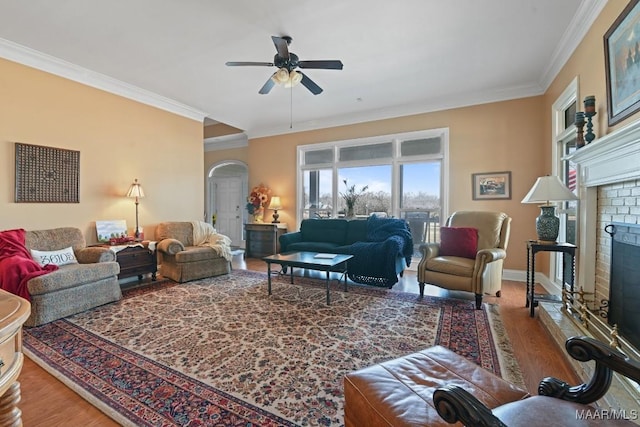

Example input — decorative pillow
[439,227,478,259]
[30,246,78,267]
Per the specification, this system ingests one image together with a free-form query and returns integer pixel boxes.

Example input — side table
[526,240,577,317]
[0,289,30,426]
[96,242,157,282]
[245,223,287,258]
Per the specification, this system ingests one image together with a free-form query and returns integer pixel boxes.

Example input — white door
[213,177,243,245]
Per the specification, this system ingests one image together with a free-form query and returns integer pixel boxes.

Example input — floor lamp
[126,178,145,239]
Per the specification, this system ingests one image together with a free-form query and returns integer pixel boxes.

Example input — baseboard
[503,269,562,295]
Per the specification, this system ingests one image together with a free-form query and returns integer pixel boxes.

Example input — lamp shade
[126,178,145,199]
[268,196,282,210]
[521,175,577,205]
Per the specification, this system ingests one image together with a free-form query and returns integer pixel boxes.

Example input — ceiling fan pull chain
[290,85,294,129]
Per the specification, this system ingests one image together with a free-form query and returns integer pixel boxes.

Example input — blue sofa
[278,216,413,287]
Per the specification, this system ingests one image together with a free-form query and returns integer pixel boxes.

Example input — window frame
[297,128,449,221]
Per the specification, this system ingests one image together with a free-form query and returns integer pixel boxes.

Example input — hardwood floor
[18,258,578,426]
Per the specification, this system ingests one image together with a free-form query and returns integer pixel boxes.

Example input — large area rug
[23,270,523,426]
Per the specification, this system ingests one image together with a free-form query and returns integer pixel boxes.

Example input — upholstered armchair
[417,211,511,309]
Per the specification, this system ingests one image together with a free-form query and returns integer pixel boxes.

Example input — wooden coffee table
[262,251,353,304]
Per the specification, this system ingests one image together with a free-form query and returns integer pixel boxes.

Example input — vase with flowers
[340,179,369,218]
[246,183,272,223]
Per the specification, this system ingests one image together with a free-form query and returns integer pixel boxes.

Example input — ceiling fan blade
[298,60,344,70]
[258,74,276,94]
[299,72,323,95]
[271,36,290,60]
[226,61,274,67]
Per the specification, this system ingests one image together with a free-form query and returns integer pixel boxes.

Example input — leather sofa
[24,227,122,327]
[155,221,231,283]
[343,345,529,426]
[279,216,413,287]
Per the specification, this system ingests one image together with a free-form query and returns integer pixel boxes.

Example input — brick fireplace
[538,118,640,413]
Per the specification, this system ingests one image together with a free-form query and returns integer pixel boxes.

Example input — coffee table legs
[266,262,349,305]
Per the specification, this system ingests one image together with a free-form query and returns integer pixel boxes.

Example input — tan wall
[546,1,638,145]
[207,96,546,271]
[0,58,204,242]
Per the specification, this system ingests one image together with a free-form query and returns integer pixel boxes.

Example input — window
[298,129,448,250]
[552,78,579,287]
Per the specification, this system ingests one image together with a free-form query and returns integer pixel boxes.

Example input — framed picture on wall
[604,0,640,126]
[472,171,512,200]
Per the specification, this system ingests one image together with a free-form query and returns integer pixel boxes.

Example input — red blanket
[0,228,58,301]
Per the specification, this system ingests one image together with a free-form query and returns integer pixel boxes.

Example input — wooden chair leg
[418,282,425,298]
[475,294,482,309]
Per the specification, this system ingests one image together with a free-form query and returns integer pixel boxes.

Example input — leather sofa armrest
[157,238,185,255]
[76,247,116,263]
[539,336,640,404]
[279,231,302,253]
[433,384,507,426]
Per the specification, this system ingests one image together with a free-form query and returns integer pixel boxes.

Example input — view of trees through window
[299,130,446,253]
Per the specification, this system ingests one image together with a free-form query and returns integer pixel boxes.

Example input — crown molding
[539,0,608,91]
[0,38,208,122]
[204,133,248,151]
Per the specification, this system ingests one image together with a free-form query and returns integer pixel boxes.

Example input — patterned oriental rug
[23,270,523,427]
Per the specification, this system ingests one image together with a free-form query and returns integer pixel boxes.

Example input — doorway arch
[207,160,248,247]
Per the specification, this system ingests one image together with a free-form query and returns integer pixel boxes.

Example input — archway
[206,160,248,247]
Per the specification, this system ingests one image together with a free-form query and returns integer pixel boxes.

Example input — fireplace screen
[606,222,640,351]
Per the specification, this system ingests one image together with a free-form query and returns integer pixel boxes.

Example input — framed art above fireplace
[604,0,640,126]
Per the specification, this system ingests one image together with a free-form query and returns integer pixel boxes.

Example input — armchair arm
[156,238,185,255]
[76,247,116,263]
[419,242,440,259]
[475,248,507,264]
[279,231,302,253]
[433,384,507,427]
[539,336,640,404]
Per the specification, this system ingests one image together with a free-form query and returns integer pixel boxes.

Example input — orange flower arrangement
[246,183,272,214]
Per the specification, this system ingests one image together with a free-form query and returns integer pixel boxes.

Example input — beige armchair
[155,222,231,283]
[417,211,511,309]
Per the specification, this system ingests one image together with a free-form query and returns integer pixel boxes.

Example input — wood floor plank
[18,258,578,426]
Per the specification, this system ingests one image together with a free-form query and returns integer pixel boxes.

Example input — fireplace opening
[605,222,640,351]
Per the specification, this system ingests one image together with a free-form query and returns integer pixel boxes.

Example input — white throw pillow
[30,246,78,267]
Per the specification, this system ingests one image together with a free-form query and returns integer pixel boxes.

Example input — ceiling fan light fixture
[273,68,290,84]
[285,70,303,88]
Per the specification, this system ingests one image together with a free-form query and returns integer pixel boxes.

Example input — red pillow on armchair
[439,227,478,259]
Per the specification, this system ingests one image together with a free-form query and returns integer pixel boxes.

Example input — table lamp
[268,196,282,223]
[521,175,578,243]
[126,178,145,239]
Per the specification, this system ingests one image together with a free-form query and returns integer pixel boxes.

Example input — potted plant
[340,179,369,218]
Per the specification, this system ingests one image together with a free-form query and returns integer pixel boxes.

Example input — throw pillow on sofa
[30,246,78,267]
[439,227,478,259]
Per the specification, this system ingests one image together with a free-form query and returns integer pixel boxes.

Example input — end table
[526,240,577,317]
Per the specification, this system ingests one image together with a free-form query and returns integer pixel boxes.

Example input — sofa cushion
[439,226,478,259]
[174,246,224,263]
[27,262,120,296]
[30,246,78,267]
[345,219,368,245]
[287,242,341,253]
[301,219,348,244]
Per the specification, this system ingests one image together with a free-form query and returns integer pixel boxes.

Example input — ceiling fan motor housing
[274,52,299,71]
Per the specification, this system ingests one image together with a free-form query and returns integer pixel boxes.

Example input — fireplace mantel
[568,118,640,188]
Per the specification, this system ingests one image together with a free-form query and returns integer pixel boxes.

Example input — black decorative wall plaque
[15,143,80,203]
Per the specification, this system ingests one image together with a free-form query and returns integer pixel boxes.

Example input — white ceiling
[0,1,605,139]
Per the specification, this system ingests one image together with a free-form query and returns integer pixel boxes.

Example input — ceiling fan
[225,35,343,95]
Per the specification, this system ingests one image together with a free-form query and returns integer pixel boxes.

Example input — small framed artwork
[604,0,640,126]
[472,171,512,200]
